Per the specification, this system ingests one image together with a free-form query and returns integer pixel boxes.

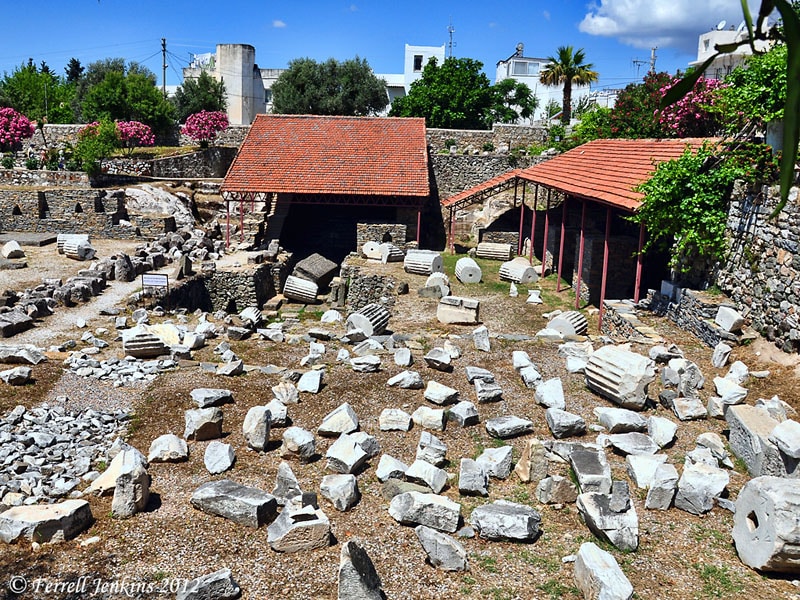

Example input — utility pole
[161,38,167,98]
[649,46,658,74]
[447,19,456,58]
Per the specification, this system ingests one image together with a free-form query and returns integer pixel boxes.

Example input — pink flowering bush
[0,108,35,151]
[658,76,726,138]
[116,121,155,155]
[182,110,229,147]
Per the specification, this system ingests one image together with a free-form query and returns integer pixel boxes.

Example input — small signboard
[142,273,169,288]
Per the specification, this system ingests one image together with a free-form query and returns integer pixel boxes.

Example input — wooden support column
[598,207,612,329]
[575,199,587,309]
[448,208,455,253]
[557,197,568,292]
[528,184,538,264]
[634,220,645,303]
[541,189,551,276]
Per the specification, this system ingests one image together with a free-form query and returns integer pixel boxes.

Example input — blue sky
[0,1,760,91]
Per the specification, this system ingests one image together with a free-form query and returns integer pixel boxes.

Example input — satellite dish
[716,19,727,30]
[516,42,524,55]
[736,20,746,34]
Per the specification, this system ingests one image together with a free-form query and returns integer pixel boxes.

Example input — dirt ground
[1,254,799,600]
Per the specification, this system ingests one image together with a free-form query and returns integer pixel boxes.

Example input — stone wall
[431,154,545,200]
[0,168,89,187]
[151,147,238,179]
[716,183,800,352]
[0,188,173,239]
[479,230,519,247]
[204,264,275,313]
[340,264,397,312]
[178,125,251,148]
[356,223,409,251]
[647,288,741,348]
[426,124,548,153]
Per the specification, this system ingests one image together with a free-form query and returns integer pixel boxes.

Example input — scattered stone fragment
[519,365,542,388]
[465,366,495,383]
[424,381,459,405]
[423,347,452,371]
[469,499,541,542]
[379,408,413,431]
[474,378,503,403]
[272,381,299,404]
[593,407,647,433]
[584,346,655,410]
[447,401,479,427]
[472,325,490,352]
[770,420,800,459]
[320,474,360,511]
[176,568,240,600]
[713,376,748,405]
[405,459,448,493]
[696,432,734,468]
[148,434,188,463]
[388,491,461,533]
[726,360,750,385]
[297,370,324,393]
[727,405,795,477]
[267,504,331,552]
[204,441,235,475]
[577,484,639,551]
[326,433,368,474]
[732,476,800,572]
[436,296,480,325]
[88,447,147,496]
[512,350,533,371]
[645,463,679,510]
[476,446,513,479]
[351,355,381,373]
[458,458,489,497]
[280,427,317,461]
[416,431,447,466]
[394,347,413,367]
[515,438,549,484]
[243,406,271,451]
[338,539,384,599]
[574,541,634,600]
[0,499,93,543]
[184,407,223,441]
[712,342,732,368]
[0,366,30,385]
[625,454,668,489]
[670,397,708,421]
[190,479,278,528]
[674,462,729,515]
[216,359,244,376]
[535,378,566,410]
[415,525,468,572]
[376,455,409,482]
[647,415,678,448]
[604,432,660,456]
[536,475,578,504]
[350,431,381,458]
[387,370,424,389]
[485,415,533,439]
[319,403,359,437]
[272,462,302,506]
[570,448,612,494]
[411,406,447,431]
[546,408,586,439]
[265,399,288,427]
[715,305,745,333]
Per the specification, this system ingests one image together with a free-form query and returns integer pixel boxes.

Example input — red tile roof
[442,138,716,212]
[221,114,430,197]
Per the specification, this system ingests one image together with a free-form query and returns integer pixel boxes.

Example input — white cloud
[543,10,550,21]
[579,0,759,51]
[272,19,287,28]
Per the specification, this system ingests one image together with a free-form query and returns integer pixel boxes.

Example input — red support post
[448,208,455,254]
[575,200,587,309]
[529,184,538,264]
[598,207,612,330]
[515,180,523,255]
[225,199,230,248]
[634,221,645,303]
[542,190,551,276]
[416,209,421,245]
[240,199,244,242]
[557,197,568,292]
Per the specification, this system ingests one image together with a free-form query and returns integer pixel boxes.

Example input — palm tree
[539,46,599,124]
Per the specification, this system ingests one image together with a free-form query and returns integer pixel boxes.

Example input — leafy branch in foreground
[660,0,800,217]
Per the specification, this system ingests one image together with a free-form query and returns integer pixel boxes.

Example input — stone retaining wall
[427,124,548,153]
[356,223,409,252]
[647,288,740,348]
[431,154,545,200]
[205,264,275,313]
[0,188,172,239]
[0,168,89,187]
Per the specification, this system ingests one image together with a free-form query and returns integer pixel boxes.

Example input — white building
[376,44,446,113]
[495,43,592,122]
[690,23,772,79]
[183,44,266,125]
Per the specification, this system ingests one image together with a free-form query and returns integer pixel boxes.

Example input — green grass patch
[473,553,498,573]
[517,549,559,574]
[536,579,580,599]
[693,563,744,598]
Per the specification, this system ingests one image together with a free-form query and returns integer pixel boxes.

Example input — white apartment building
[689,22,772,79]
[495,43,592,123]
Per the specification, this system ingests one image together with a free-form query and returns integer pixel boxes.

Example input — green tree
[539,46,599,124]
[389,57,495,129]
[64,58,84,84]
[73,119,120,176]
[609,72,672,138]
[572,107,612,142]
[488,78,538,124]
[272,56,388,116]
[722,44,788,128]
[171,71,227,122]
[0,59,75,123]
